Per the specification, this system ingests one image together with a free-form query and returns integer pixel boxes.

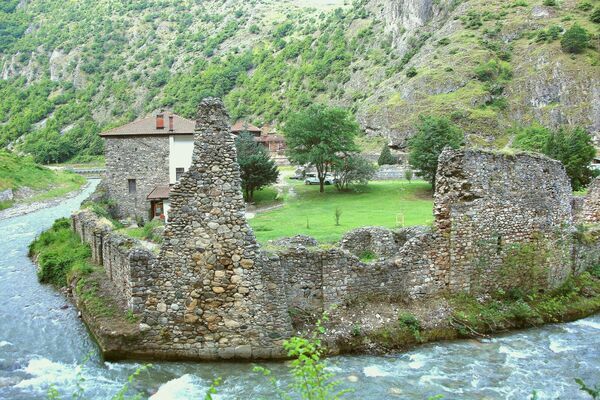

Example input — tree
[561,24,590,54]
[235,132,279,202]
[543,127,595,190]
[332,155,376,191]
[512,124,596,190]
[377,144,397,165]
[512,124,552,152]
[408,115,464,188]
[284,104,360,193]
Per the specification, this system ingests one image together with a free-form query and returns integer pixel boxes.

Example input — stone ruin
[72,98,600,360]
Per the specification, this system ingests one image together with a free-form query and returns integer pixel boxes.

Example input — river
[0,180,598,399]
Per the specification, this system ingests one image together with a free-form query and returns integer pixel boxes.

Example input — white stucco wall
[169,135,194,184]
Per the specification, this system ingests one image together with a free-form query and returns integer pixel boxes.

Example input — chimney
[156,114,165,129]
[168,115,174,132]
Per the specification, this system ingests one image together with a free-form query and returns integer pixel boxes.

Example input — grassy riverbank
[250,179,434,243]
[29,218,137,329]
[0,150,86,210]
[332,267,600,353]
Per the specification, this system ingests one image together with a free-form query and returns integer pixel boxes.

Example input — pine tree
[377,144,397,165]
[235,132,279,202]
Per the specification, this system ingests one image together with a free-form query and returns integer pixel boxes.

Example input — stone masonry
[580,177,600,223]
[132,99,291,360]
[104,136,169,220]
[73,101,600,361]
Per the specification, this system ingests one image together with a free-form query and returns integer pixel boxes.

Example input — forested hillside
[0,0,598,163]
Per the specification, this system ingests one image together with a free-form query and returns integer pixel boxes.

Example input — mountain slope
[0,0,598,163]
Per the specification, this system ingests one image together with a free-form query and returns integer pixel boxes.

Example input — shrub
[577,1,592,11]
[543,0,557,6]
[591,7,600,23]
[29,218,93,287]
[377,144,397,165]
[561,23,590,53]
[404,168,413,183]
[406,66,417,77]
[332,154,376,190]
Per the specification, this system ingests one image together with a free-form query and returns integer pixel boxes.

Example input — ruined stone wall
[580,177,600,224]
[73,100,600,361]
[434,149,574,293]
[72,210,155,311]
[104,136,169,220]
[133,99,292,360]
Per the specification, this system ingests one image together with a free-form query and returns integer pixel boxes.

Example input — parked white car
[304,173,337,185]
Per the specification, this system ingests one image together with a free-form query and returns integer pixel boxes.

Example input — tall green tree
[235,132,279,202]
[408,115,464,188]
[284,104,360,193]
[543,127,595,190]
[512,124,596,190]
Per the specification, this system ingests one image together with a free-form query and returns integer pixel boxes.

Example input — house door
[151,201,164,219]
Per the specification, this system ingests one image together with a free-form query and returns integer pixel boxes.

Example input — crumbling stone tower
[140,98,291,359]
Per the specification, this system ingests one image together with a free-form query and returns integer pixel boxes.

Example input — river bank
[0,180,90,221]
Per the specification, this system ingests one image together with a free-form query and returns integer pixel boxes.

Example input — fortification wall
[72,99,600,361]
[71,210,156,311]
[130,99,292,360]
[434,149,575,293]
[580,177,600,223]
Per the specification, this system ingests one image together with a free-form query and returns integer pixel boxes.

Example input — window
[128,179,136,194]
[176,167,185,181]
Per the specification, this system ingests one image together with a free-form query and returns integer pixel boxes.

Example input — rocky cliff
[0,0,598,159]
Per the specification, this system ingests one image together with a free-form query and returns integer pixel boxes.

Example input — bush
[377,144,397,165]
[332,154,376,190]
[406,66,417,77]
[578,1,593,11]
[29,218,93,287]
[561,23,590,53]
[543,0,557,6]
[591,7,600,23]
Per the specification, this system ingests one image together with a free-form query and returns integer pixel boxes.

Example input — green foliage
[450,272,600,336]
[332,155,376,191]
[377,145,397,166]
[561,23,590,53]
[29,218,93,287]
[543,0,557,6]
[359,250,376,262]
[235,132,279,202]
[536,25,563,42]
[512,124,553,152]
[404,168,413,183]
[254,312,351,400]
[204,377,222,400]
[408,115,465,186]
[406,66,418,77]
[334,206,342,226]
[474,59,512,83]
[284,104,360,192]
[577,1,593,12]
[512,125,595,190]
[543,127,596,190]
[576,378,600,399]
[398,312,422,341]
[591,7,600,23]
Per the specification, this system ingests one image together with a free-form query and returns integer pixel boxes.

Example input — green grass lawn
[249,179,434,243]
[0,150,86,210]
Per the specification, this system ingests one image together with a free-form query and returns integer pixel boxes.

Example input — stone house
[101,114,288,221]
[100,113,196,221]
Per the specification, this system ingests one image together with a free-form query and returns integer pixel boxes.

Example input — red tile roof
[100,114,195,137]
[231,120,261,133]
[147,185,171,200]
